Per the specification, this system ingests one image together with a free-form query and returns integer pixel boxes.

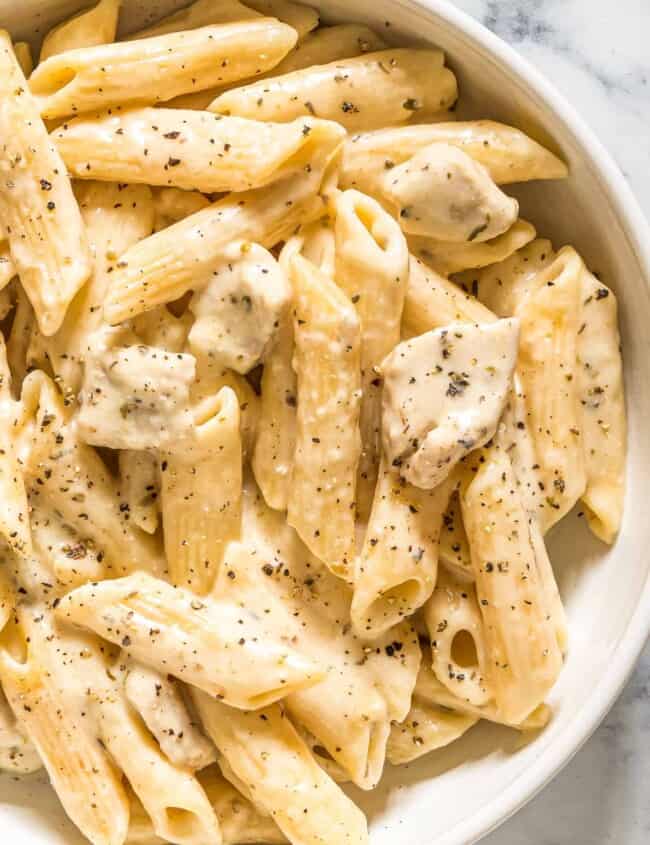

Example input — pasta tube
[515,247,586,529]
[269,23,385,73]
[334,190,409,519]
[387,698,477,765]
[577,272,626,543]
[37,181,155,398]
[55,111,346,194]
[0,32,91,336]
[127,766,288,845]
[409,218,536,276]
[402,256,496,338]
[286,253,361,579]
[0,684,42,773]
[244,0,319,38]
[341,120,568,196]
[351,461,453,638]
[210,49,458,130]
[31,21,299,119]
[439,489,472,580]
[412,661,550,730]
[152,187,210,230]
[461,447,563,723]
[160,387,243,594]
[0,234,16,291]
[13,42,33,76]
[0,609,131,845]
[252,313,296,511]
[223,492,420,789]
[469,237,555,317]
[0,334,32,556]
[40,0,122,61]
[93,684,221,845]
[16,371,163,579]
[128,0,317,42]
[126,0,263,39]
[497,381,568,653]
[57,571,325,708]
[194,693,369,845]
[167,22,385,110]
[424,571,491,706]
[104,121,344,323]
[124,660,216,771]
[118,450,159,535]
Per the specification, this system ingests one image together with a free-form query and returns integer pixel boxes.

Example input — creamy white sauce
[381,318,519,488]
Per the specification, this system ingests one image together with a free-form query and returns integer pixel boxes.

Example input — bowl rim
[403,1,650,842]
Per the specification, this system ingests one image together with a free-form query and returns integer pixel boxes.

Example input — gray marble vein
[450,1,650,842]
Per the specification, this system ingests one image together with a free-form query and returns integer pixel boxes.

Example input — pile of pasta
[0,1,626,845]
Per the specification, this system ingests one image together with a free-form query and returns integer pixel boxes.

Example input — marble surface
[449,1,650,842]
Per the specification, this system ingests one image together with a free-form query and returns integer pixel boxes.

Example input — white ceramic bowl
[1,2,649,844]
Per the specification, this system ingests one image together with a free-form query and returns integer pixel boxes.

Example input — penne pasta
[0,564,15,635]
[334,189,409,519]
[103,122,344,323]
[0,32,91,336]
[461,447,564,723]
[251,222,334,512]
[94,680,221,845]
[37,180,155,399]
[0,232,17,291]
[237,485,420,783]
[412,660,551,730]
[514,247,586,529]
[252,313,296,511]
[16,371,163,580]
[127,765,288,845]
[387,698,477,765]
[118,450,160,535]
[152,186,210,230]
[0,334,32,557]
[424,570,491,706]
[577,272,626,543]
[0,609,131,845]
[340,120,568,196]
[439,489,473,580]
[0,683,42,774]
[57,571,325,708]
[55,111,347,194]
[352,461,453,638]
[410,219,537,277]
[286,253,361,579]
[125,0,263,40]
[40,0,122,62]
[160,387,243,594]
[497,381,568,653]
[244,0,320,39]
[13,41,33,76]
[31,21,299,120]
[124,660,216,771]
[210,49,458,131]
[468,237,555,317]
[166,22,385,110]
[402,256,496,338]
[194,693,369,845]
